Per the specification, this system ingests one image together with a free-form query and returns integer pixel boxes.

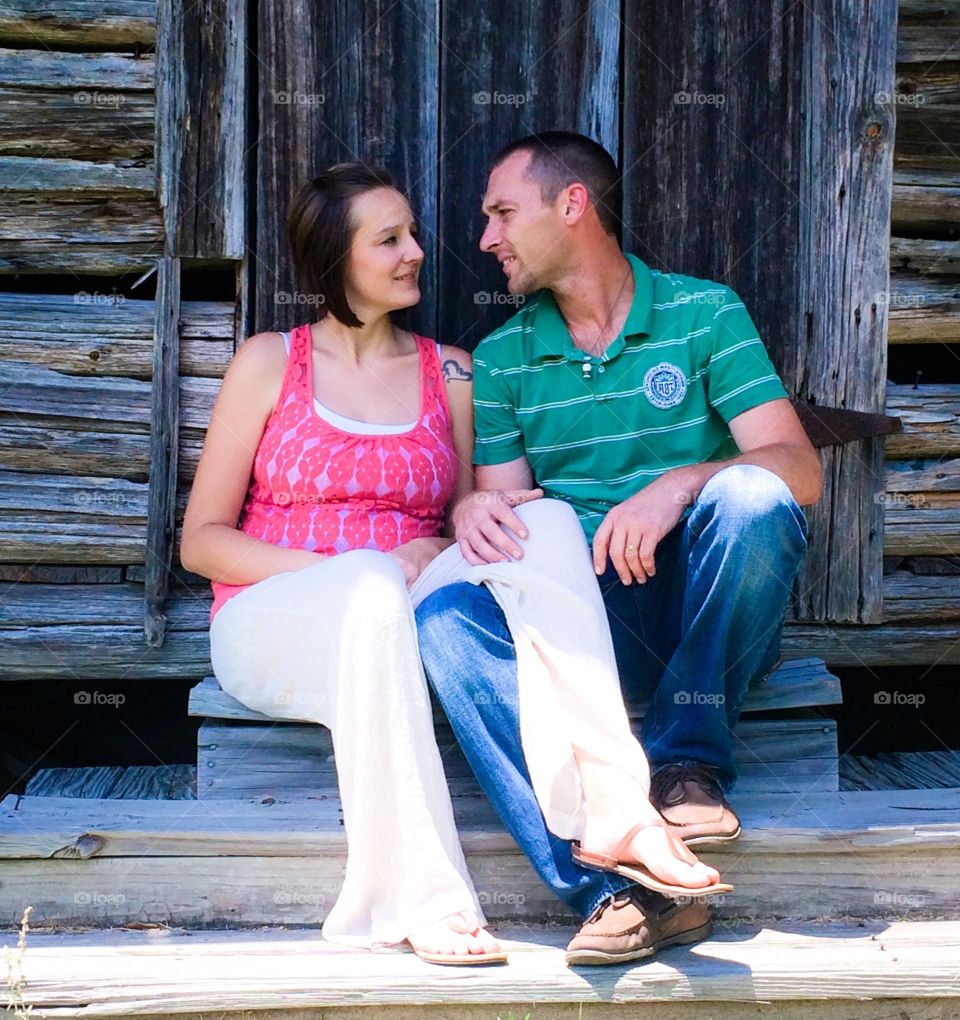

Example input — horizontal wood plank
[0,49,154,89]
[0,2,156,46]
[889,237,960,276]
[887,274,960,343]
[2,790,959,927]
[196,716,838,800]
[782,621,960,664]
[188,659,842,724]
[0,86,153,161]
[886,382,960,458]
[884,569,960,621]
[891,169,960,234]
[897,0,960,63]
[885,505,960,555]
[4,921,960,1013]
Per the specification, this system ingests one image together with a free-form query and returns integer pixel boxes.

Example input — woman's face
[345,187,424,317]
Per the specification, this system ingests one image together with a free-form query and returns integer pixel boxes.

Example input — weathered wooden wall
[0,0,959,692]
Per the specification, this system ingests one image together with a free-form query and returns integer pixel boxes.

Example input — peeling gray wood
[256,0,441,335]
[0,2,156,46]
[793,0,897,624]
[144,257,181,646]
[438,3,620,347]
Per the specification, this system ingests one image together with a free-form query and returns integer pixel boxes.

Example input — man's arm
[662,398,823,509]
[592,398,822,585]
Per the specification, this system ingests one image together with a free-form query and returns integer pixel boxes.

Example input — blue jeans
[416,465,809,918]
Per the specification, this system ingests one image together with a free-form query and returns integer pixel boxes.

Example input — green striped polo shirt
[472,253,789,541]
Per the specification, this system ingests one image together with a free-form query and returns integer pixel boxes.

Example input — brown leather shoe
[564,887,712,966]
[650,764,742,846]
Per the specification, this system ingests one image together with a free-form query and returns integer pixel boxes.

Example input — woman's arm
[180,332,328,583]
[439,344,475,538]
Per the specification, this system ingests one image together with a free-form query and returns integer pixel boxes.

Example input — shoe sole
[564,920,713,967]
[681,826,742,848]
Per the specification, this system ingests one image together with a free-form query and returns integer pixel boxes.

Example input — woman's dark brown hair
[288,162,397,328]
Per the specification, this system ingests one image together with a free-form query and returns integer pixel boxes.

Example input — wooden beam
[793,0,897,624]
[2,792,959,929]
[0,1,156,47]
[889,237,960,276]
[144,257,181,646]
[156,0,246,259]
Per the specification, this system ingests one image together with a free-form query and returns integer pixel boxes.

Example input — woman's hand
[389,536,454,586]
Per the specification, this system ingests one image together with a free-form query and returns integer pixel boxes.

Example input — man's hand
[389,536,454,587]
[593,474,694,584]
[453,488,544,565]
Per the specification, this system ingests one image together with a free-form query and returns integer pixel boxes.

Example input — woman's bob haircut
[288,162,397,329]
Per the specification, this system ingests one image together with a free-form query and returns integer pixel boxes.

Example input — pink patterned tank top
[209,324,458,622]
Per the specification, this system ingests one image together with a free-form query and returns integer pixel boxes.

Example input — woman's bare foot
[579,816,722,890]
[407,911,502,959]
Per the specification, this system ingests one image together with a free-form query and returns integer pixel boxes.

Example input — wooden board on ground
[3,921,960,1014]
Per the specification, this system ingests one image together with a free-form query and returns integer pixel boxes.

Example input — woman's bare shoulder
[437,344,473,383]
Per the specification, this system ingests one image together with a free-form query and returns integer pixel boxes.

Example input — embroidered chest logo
[643,362,687,409]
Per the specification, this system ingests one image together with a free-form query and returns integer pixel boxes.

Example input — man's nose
[479,222,499,253]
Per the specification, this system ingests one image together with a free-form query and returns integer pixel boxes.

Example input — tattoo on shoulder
[442,358,473,383]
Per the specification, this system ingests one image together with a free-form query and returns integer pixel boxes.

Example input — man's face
[479,151,566,294]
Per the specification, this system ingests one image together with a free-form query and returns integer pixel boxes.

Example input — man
[416,131,821,965]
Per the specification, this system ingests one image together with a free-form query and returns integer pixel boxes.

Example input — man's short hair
[490,131,622,236]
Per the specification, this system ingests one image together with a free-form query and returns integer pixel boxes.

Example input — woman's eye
[382,236,397,245]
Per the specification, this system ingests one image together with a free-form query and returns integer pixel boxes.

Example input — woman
[181,162,725,966]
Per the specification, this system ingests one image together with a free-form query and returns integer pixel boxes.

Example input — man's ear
[561,182,591,224]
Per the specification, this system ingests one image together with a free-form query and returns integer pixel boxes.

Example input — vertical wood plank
[255,0,440,337]
[623,0,895,623]
[144,255,180,646]
[437,3,620,349]
[793,0,897,623]
[622,0,802,387]
[156,0,246,259]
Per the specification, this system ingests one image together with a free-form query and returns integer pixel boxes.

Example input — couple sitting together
[181,130,820,968]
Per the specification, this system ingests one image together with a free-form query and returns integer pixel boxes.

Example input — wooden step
[188,657,843,722]
[2,788,957,928]
[197,715,839,802]
[191,660,842,801]
[4,919,960,1018]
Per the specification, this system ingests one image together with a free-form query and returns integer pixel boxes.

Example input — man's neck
[551,247,635,353]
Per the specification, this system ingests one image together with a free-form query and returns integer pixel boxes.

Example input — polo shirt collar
[530,253,654,362]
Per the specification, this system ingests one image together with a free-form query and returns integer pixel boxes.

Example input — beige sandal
[572,820,734,898]
[411,944,508,966]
